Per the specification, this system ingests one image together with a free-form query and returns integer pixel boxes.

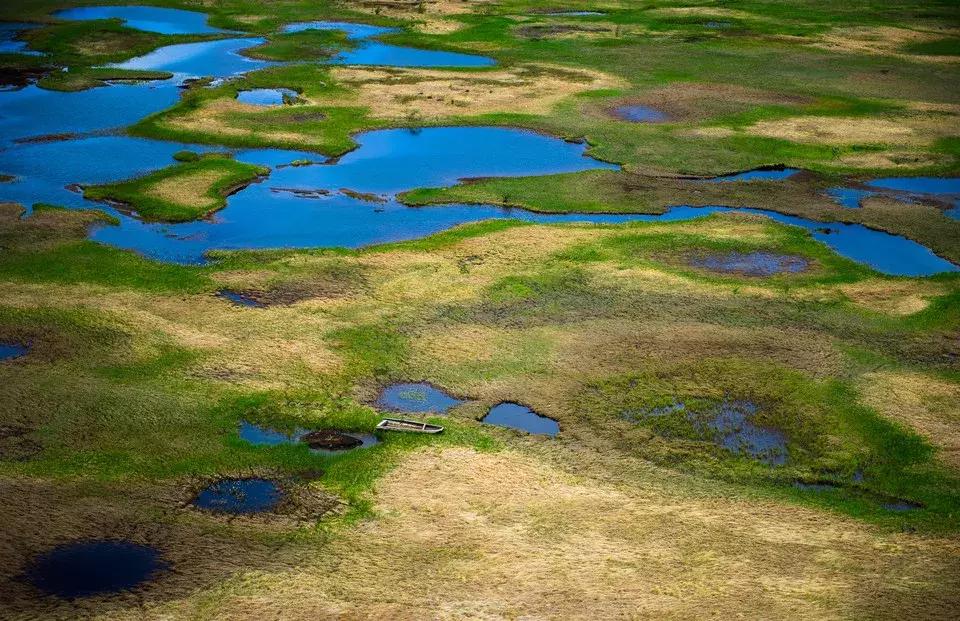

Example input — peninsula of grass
[84,155,269,223]
[242,29,353,61]
[36,67,173,92]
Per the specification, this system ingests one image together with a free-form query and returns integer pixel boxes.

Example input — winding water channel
[0,7,956,276]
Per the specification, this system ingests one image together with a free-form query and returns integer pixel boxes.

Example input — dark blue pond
[690,251,809,276]
[307,432,380,455]
[0,22,43,56]
[237,88,298,106]
[26,540,165,598]
[376,382,464,413]
[614,105,668,123]
[53,6,228,35]
[0,342,29,360]
[482,402,559,436]
[882,499,922,512]
[709,167,800,182]
[794,481,842,492]
[193,478,282,514]
[282,20,495,67]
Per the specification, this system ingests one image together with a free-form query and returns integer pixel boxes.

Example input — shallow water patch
[238,421,302,445]
[881,498,923,512]
[217,289,266,308]
[376,382,464,413]
[236,88,299,106]
[695,401,788,465]
[0,22,43,56]
[613,104,668,123]
[0,342,29,360]
[193,478,282,514]
[826,187,875,209]
[544,11,606,16]
[482,402,559,436]
[25,540,166,598]
[688,251,809,276]
[794,480,842,492]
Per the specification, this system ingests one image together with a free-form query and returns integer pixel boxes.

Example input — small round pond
[236,88,298,106]
[482,402,560,436]
[689,251,809,276]
[193,478,282,514]
[25,540,166,598]
[376,382,464,413]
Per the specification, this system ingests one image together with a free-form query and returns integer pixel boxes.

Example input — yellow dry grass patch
[812,26,960,63]
[329,64,624,119]
[747,114,958,147]
[144,169,224,210]
[861,371,960,469]
[189,447,960,619]
[161,99,308,145]
[836,279,948,315]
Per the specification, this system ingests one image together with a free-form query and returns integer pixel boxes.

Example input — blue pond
[0,22,43,56]
[482,402,560,436]
[110,38,274,78]
[237,88,298,106]
[614,105,668,123]
[53,6,228,35]
[794,481,841,492]
[193,478,282,514]
[690,251,809,276]
[710,167,800,182]
[282,21,495,67]
[882,499,922,512]
[377,382,464,413]
[0,342,29,360]
[26,540,165,598]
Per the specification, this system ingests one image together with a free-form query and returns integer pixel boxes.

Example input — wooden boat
[375,418,444,434]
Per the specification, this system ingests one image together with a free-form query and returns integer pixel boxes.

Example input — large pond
[0,7,956,277]
[282,21,495,67]
[52,6,229,35]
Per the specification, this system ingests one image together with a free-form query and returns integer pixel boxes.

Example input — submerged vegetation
[0,0,958,618]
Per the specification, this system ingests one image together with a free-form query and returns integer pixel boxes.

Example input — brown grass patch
[145,169,224,210]
[610,82,810,122]
[836,279,948,315]
[861,371,960,469]
[812,26,960,63]
[329,64,624,119]
[748,116,925,145]
[161,99,311,144]
[193,447,960,619]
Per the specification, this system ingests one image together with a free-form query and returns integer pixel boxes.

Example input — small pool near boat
[217,289,266,308]
[482,402,559,436]
[613,105,668,123]
[25,540,166,598]
[376,382,464,413]
[236,88,299,106]
[193,478,282,514]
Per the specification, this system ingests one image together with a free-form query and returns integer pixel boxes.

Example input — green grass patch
[84,155,269,223]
